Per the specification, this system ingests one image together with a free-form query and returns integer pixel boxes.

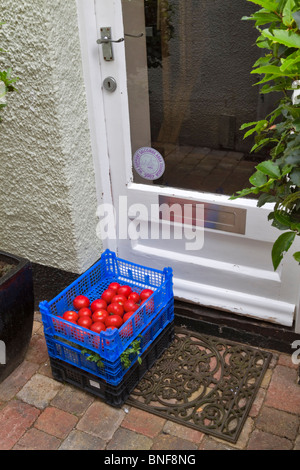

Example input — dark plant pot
[0,251,34,383]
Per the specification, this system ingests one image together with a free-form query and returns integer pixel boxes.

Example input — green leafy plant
[230,0,300,270]
[81,348,104,369]
[52,336,104,368]
[0,21,18,121]
[120,336,142,369]
[81,335,142,371]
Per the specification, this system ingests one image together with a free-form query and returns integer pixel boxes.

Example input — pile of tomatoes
[61,282,154,334]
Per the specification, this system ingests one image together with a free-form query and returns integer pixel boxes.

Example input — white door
[77,0,300,329]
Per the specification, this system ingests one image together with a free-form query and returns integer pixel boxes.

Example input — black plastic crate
[49,320,175,407]
[45,300,174,386]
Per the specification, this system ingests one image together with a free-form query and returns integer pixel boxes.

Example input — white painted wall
[0,0,103,273]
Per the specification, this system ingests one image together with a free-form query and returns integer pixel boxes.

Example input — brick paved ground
[1,312,300,451]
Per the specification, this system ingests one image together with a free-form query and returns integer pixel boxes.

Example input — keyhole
[104,77,117,92]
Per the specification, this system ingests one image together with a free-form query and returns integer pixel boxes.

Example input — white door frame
[76,0,116,254]
[76,0,300,332]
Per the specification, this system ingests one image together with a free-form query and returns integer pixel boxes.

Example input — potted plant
[0,21,34,382]
[231,0,300,271]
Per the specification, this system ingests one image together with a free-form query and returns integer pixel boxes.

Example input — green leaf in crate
[81,349,104,368]
[120,336,142,369]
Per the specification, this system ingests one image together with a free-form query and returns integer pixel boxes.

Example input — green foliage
[120,336,142,369]
[0,69,18,91]
[81,348,104,369]
[0,21,18,121]
[231,0,300,270]
[81,336,142,371]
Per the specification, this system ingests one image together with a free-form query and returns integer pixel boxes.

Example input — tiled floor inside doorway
[152,144,263,197]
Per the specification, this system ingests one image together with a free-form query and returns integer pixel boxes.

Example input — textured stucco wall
[0,0,102,273]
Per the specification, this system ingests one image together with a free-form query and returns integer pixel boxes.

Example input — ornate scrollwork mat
[126,326,272,443]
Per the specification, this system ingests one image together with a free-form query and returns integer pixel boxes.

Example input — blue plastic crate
[49,321,175,407]
[39,250,173,362]
[45,300,174,386]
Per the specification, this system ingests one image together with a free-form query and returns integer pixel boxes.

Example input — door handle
[96,33,143,44]
[124,33,144,38]
[96,37,124,45]
[96,27,143,61]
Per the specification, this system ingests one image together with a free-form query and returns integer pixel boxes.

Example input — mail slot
[158,196,246,235]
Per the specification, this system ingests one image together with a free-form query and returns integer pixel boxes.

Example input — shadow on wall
[32,263,78,311]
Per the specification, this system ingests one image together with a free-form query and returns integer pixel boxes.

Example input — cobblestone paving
[1,313,300,451]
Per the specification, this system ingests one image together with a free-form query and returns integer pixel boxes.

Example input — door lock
[103,77,117,93]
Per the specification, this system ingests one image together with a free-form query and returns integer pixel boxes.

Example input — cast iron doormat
[126,326,272,443]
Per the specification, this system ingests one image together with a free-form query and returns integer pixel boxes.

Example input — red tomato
[108,282,121,291]
[123,310,136,322]
[105,315,123,328]
[91,298,107,312]
[63,310,79,322]
[92,309,108,323]
[101,289,115,304]
[117,285,132,297]
[77,316,93,329]
[107,302,124,317]
[111,294,127,306]
[90,321,106,333]
[140,289,154,301]
[123,299,139,313]
[73,295,90,310]
[128,292,140,303]
[78,307,92,318]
